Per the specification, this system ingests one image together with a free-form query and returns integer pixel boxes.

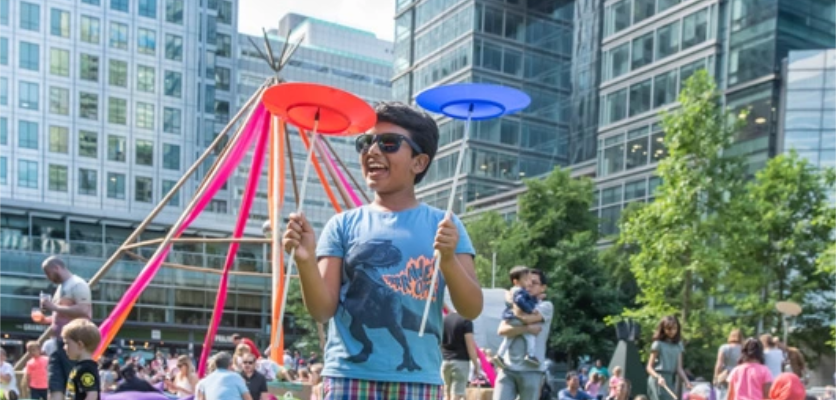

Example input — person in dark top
[441,312,480,400]
[559,371,595,400]
[240,355,267,400]
[115,365,159,393]
[62,319,101,400]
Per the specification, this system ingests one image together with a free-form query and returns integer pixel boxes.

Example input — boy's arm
[298,256,342,323]
[498,320,542,337]
[85,392,99,400]
[436,216,482,320]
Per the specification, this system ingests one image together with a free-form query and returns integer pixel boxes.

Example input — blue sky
[238,0,396,41]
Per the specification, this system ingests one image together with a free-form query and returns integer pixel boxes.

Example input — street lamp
[775,301,802,345]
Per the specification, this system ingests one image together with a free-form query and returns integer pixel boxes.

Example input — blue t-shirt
[316,203,475,385]
[196,368,249,400]
[558,388,595,400]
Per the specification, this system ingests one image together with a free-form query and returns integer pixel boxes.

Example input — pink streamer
[197,116,269,377]
[96,105,269,346]
[442,306,496,386]
[318,140,363,207]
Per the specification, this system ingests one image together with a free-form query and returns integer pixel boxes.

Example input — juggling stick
[661,382,677,399]
[414,83,532,337]
[419,107,473,336]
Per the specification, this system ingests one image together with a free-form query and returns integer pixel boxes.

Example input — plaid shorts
[321,376,444,400]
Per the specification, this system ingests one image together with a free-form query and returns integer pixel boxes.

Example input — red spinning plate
[261,83,376,135]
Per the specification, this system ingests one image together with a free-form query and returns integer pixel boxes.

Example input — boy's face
[63,337,83,360]
[29,346,40,356]
[513,273,530,288]
[360,122,428,195]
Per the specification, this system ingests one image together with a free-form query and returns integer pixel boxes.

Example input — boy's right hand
[282,212,316,264]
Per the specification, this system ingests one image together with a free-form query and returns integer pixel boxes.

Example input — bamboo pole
[284,120,301,207]
[13,81,271,371]
[123,251,271,278]
[121,237,270,250]
[322,136,370,203]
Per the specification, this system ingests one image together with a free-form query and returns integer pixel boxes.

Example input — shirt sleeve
[316,213,345,258]
[761,365,774,384]
[464,319,474,334]
[536,301,554,325]
[651,340,660,352]
[452,214,475,256]
[236,376,249,394]
[70,278,93,305]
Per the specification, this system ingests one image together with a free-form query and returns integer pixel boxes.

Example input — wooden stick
[123,251,271,278]
[284,120,301,208]
[13,81,271,371]
[121,237,270,250]
[661,383,677,399]
[322,136,370,203]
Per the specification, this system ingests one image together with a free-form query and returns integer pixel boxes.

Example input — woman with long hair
[646,315,692,400]
[714,328,743,400]
[165,355,199,397]
[727,338,774,400]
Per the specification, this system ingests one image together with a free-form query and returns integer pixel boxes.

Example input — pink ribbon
[318,140,364,207]
[197,114,270,377]
[96,105,269,352]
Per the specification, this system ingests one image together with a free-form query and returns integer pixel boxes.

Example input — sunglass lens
[378,134,401,153]
[355,135,372,153]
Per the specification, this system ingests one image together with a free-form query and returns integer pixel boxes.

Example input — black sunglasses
[242,361,254,365]
[355,133,423,155]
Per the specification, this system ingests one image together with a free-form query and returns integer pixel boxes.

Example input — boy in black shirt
[61,319,101,400]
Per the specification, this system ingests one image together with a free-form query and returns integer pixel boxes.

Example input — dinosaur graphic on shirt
[340,239,441,372]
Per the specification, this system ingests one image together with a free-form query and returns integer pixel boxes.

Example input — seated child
[493,266,540,368]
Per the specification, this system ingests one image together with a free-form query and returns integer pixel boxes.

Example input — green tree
[618,70,749,376]
[728,152,835,362]
[466,211,514,288]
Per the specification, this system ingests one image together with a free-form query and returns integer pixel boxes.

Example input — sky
[238,0,396,42]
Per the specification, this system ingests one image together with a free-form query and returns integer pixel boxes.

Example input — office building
[393,0,575,214]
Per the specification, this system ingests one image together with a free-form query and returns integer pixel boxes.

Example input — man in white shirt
[0,348,19,399]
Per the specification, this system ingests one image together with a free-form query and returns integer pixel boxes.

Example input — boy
[61,319,101,400]
[282,102,483,399]
[493,266,540,368]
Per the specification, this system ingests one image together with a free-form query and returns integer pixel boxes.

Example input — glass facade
[396,0,574,214]
[780,49,836,170]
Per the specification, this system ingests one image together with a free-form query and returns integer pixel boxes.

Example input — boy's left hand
[434,215,459,259]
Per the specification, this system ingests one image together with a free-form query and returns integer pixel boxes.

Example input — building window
[136,102,155,130]
[164,71,182,98]
[0,157,6,185]
[656,21,680,61]
[111,0,129,12]
[108,97,127,125]
[82,0,100,6]
[138,0,157,19]
[79,93,99,120]
[215,67,230,91]
[682,9,708,50]
[604,89,627,125]
[165,34,182,61]
[0,0,8,26]
[50,8,70,37]
[109,22,128,50]
[138,28,156,55]
[18,120,38,149]
[50,126,69,153]
[107,172,126,199]
[136,139,153,166]
[20,2,40,31]
[629,79,652,117]
[218,0,232,24]
[208,199,227,213]
[163,107,181,134]
[50,48,70,76]
[49,86,70,115]
[79,168,97,195]
[626,129,650,170]
[107,135,126,162]
[0,37,7,65]
[216,34,231,58]
[48,164,68,192]
[162,179,179,206]
[163,143,180,170]
[18,160,38,188]
[654,69,678,108]
[631,32,654,70]
[606,43,630,81]
[109,59,128,87]
[80,54,100,82]
[19,41,39,70]
[80,15,100,44]
[135,176,153,202]
[0,77,6,105]
[165,0,183,24]
[19,81,40,110]
[0,117,6,145]
[651,131,667,161]
[79,130,98,158]
[137,65,155,92]
[605,0,630,37]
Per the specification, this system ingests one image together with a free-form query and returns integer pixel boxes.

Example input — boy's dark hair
[508,266,530,285]
[530,269,547,286]
[374,102,439,184]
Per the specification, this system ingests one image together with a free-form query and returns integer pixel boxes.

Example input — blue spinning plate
[416,83,530,120]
